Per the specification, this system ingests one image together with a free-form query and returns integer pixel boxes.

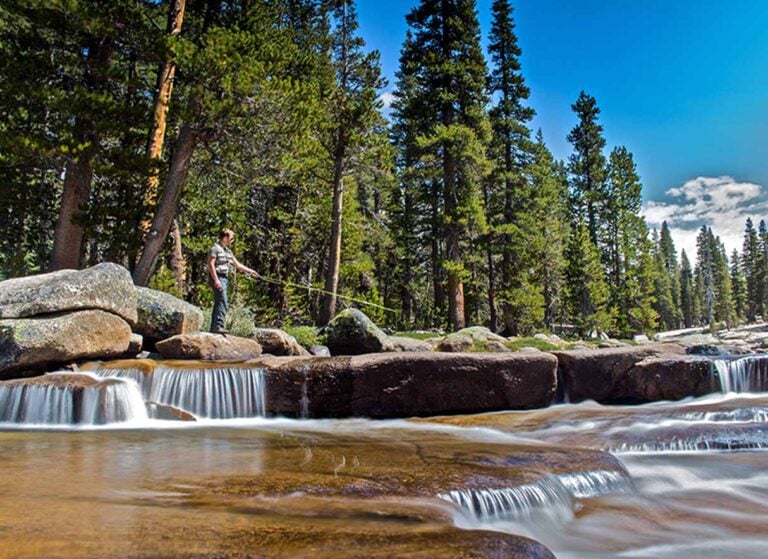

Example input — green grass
[504,337,562,352]
[393,331,443,341]
[284,325,320,348]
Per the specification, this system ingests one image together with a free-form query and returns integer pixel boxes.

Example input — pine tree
[730,248,747,324]
[658,221,682,326]
[318,0,386,325]
[392,0,490,330]
[604,145,654,335]
[651,228,677,331]
[485,0,535,333]
[565,220,612,336]
[742,218,763,320]
[567,91,607,246]
[679,249,695,328]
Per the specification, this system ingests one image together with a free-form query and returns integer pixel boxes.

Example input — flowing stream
[0,358,766,557]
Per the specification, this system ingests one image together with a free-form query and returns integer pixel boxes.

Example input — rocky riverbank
[1,264,766,418]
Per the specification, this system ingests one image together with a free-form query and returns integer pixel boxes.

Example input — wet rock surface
[264,351,558,418]
[0,310,133,379]
[553,343,693,403]
[134,286,203,342]
[155,332,263,360]
[0,425,571,558]
[0,263,138,323]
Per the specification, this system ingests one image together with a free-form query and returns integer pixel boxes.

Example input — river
[0,361,766,558]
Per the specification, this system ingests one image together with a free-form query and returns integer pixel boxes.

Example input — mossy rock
[324,309,393,355]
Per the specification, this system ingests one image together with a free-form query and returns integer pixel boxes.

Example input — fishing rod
[243,272,399,314]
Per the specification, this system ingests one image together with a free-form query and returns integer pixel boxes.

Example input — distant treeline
[0,0,763,336]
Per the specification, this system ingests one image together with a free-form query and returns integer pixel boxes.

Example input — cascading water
[712,354,768,393]
[438,469,632,524]
[91,367,151,398]
[0,372,148,425]
[96,365,267,419]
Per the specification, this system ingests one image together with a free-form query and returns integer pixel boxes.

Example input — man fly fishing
[208,229,259,334]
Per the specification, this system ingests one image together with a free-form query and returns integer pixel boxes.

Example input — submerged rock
[146,401,196,421]
[252,327,310,356]
[324,309,393,355]
[265,351,558,418]
[155,332,263,360]
[0,310,133,379]
[0,262,137,323]
[134,286,203,341]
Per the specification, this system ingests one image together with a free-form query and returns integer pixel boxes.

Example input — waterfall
[95,365,267,419]
[712,355,768,393]
[438,469,631,524]
[0,373,148,425]
[149,366,266,418]
[557,469,633,498]
[91,367,152,398]
[439,478,574,524]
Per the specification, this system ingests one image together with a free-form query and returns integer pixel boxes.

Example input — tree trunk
[142,0,186,232]
[444,152,464,331]
[133,124,198,286]
[319,155,345,325]
[49,37,114,271]
[431,181,445,319]
[169,219,186,293]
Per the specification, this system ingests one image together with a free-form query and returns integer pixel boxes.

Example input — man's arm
[232,256,259,278]
[208,255,222,290]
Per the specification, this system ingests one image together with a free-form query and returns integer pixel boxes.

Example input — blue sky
[357,0,768,257]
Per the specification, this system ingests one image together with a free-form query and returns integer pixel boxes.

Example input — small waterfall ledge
[0,373,148,425]
[712,355,768,393]
[438,470,632,523]
[95,365,266,419]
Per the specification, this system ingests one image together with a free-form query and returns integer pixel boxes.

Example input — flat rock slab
[0,263,137,323]
[264,351,558,418]
[155,332,263,360]
[553,343,716,404]
[134,286,203,341]
[0,310,133,379]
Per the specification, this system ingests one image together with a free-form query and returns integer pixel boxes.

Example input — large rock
[436,333,474,352]
[386,335,433,352]
[437,326,508,352]
[264,351,558,418]
[553,343,712,404]
[155,332,262,360]
[0,263,137,324]
[623,356,719,401]
[324,309,393,355]
[134,286,203,341]
[0,310,133,379]
[252,327,310,356]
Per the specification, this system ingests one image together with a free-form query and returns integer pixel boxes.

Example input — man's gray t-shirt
[209,242,234,276]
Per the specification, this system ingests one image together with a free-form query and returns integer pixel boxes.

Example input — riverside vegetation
[2,0,767,339]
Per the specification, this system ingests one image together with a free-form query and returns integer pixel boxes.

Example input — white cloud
[642,176,768,262]
[378,91,396,109]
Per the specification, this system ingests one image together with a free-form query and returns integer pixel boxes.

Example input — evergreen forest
[2,0,766,336]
